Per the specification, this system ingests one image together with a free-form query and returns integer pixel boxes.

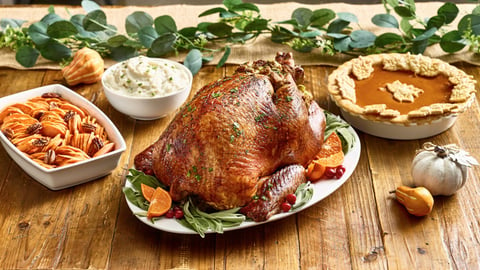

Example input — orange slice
[147,187,172,219]
[141,183,156,202]
[306,132,345,181]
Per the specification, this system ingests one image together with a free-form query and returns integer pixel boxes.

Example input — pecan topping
[26,122,42,135]
[88,136,104,156]
[41,92,61,99]
[2,128,14,140]
[32,137,49,147]
[64,110,75,122]
[49,102,59,110]
[81,122,97,134]
[44,149,56,165]
[33,111,44,120]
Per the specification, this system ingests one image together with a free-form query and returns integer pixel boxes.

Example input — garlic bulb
[408,142,478,196]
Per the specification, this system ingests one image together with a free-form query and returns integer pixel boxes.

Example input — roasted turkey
[134,52,326,221]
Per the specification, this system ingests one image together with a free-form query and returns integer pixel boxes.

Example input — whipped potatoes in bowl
[102,56,193,120]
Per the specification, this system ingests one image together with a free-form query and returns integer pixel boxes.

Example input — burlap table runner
[1,2,479,69]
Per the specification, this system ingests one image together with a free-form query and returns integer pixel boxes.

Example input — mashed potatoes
[104,56,190,97]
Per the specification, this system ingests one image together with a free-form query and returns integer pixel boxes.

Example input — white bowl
[101,57,193,120]
[0,84,127,190]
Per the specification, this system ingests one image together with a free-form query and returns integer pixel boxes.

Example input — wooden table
[0,62,479,270]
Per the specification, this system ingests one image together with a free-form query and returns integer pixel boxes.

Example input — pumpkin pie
[327,53,477,125]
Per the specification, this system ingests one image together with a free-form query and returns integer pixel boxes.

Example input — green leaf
[371,14,399,28]
[394,6,414,18]
[81,0,101,12]
[83,9,107,32]
[349,30,376,48]
[300,29,322,38]
[107,34,129,47]
[178,27,198,39]
[46,20,78,38]
[327,19,350,33]
[70,14,97,39]
[110,46,138,62]
[458,14,480,35]
[28,22,50,46]
[184,48,203,75]
[326,33,348,39]
[473,6,480,16]
[337,12,358,23]
[440,30,467,53]
[427,15,445,30]
[217,46,231,68]
[437,2,459,24]
[198,7,227,17]
[244,18,269,32]
[223,0,243,10]
[207,22,233,37]
[40,13,63,25]
[230,3,259,13]
[137,26,158,48]
[0,18,26,29]
[333,36,351,52]
[149,33,176,56]
[311,8,335,28]
[412,27,437,41]
[15,46,39,67]
[125,11,153,36]
[39,39,71,61]
[400,18,413,36]
[154,15,177,35]
[292,8,313,28]
[411,38,428,54]
[270,26,295,43]
[375,32,404,47]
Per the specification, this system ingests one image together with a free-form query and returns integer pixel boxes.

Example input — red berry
[335,165,346,179]
[174,209,184,219]
[165,208,175,218]
[280,202,292,212]
[324,167,336,179]
[286,193,297,205]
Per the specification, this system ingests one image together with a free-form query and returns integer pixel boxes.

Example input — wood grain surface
[0,62,479,270]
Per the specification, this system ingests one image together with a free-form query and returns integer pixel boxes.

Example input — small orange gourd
[62,47,104,86]
[392,186,434,216]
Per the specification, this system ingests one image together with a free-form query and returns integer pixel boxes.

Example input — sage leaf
[438,2,459,24]
[154,15,177,34]
[126,11,153,36]
[15,46,39,67]
[372,14,399,28]
[184,48,203,75]
[440,30,467,53]
[47,20,78,38]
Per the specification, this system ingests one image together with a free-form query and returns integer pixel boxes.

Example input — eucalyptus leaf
[327,19,350,33]
[110,45,137,61]
[426,15,445,30]
[473,6,480,16]
[372,14,399,28]
[154,15,177,34]
[125,11,153,36]
[149,33,176,56]
[394,6,415,18]
[107,34,129,47]
[217,46,231,68]
[411,38,428,54]
[349,30,376,48]
[230,3,260,13]
[83,9,107,32]
[412,27,437,41]
[47,20,78,38]
[333,36,351,52]
[337,12,358,23]
[440,30,467,53]
[28,22,50,46]
[300,29,322,38]
[375,32,404,47]
[70,14,97,39]
[207,22,233,37]
[199,7,227,17]
[39,39,71,61]
[15,46,39,67]
[326,32,348,39]
[292,8,313,28]
[178,27,198,39]
[0,18,26,29]
[438,2,459,24]
[400,18,413,37]
[81,0,101,12]
[270,26,295,43]
[458,14,480,35]
[40,13,63,25]
[244,18,269,32]
[184,48,203,75]
[311,8,335,28]
[138,26,158,47]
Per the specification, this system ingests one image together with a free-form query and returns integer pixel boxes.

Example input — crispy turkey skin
[134,53,326,220]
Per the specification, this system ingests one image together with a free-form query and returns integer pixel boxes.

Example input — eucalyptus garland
[0,0,479,75]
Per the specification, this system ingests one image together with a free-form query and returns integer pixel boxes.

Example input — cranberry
[165,208,175,218]
[324,167,337,179]
[286,193,297,205]
[174,209,184,219]
[335,165,346,179]
[280,202,292,212]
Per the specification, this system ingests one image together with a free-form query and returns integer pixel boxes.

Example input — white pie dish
[0,84,127,190]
